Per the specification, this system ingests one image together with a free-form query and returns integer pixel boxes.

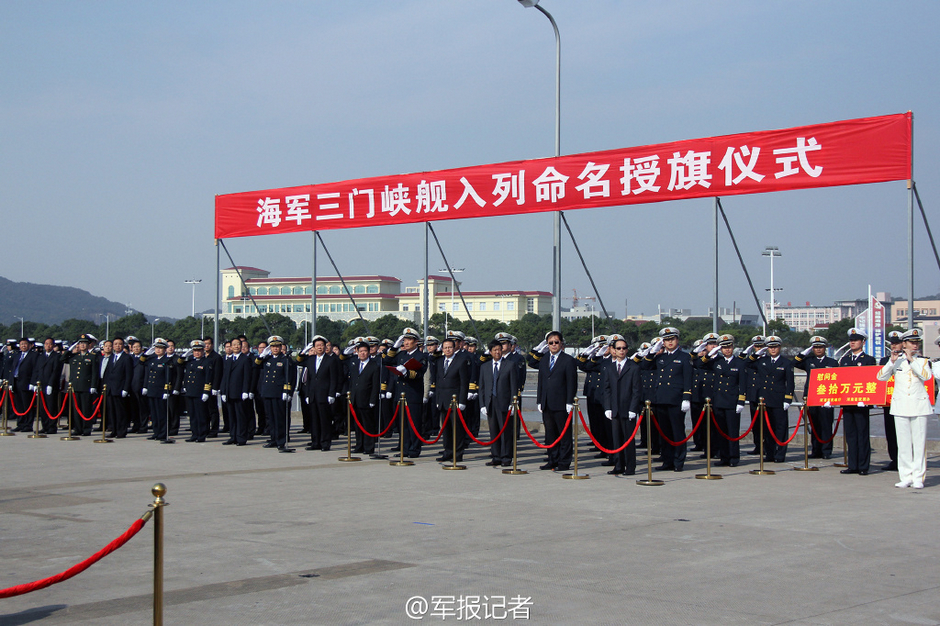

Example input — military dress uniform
[61,336,100,436]
[877,331,904,471]
[383,329,428,458]
[792,336,839,459]
[140,342,176,440]
[179,342,216,442]
[701,335,747,466]
[256,337,296,452]
[691,334,720,457]
[578,337,612,457]
[746,336,795,463]
[838,328,877,474]
[639,328,693,472]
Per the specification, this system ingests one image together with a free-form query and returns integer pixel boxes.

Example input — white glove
[90,387,97,395]
[369,403,374,408]
[604,409,612,420]
[638,347,650,358]
[282,392,289,401]
[172,390,179,395]
[480,407,488,417]
[649,338,663,354]
[539,342,551,355]
[343,345,355,356]
[428,390,435,397]
[681,400,690,412]
[121,390,128,398]
[221,395,227,403]
[183,349,194,359]
[565,404,573,413]
[628,351,639,360]
[212,389,219,396]
[755,347,768,357]
[396,365,407,375]
[28,384,35,392]
[824,401,831,407]
[142,388,148,396]
[335,392,341,398]
[693,343,707,354]
[69,341,80,351]
[595,345,609,358]
[242,392,249,401]
[857,402,865,407]
[201,393,209,402]
[144,346,155,356]
[783,402,790,411]
[327,396,335,405]
[801,346,813,356]
[423,397,428,404]
[393,335,404,349]
[582,345,598,358]
[302,342,313,354]
[707,346,722,358]
[162,393,168,400]
[537,404,542,413]
[736,404,744,414]
[249,392,254,400]
[385,392,392,399]
[533,340,548,353]
[628,411,637,419]
[260,346,271,358]
[458,404,465,411]
[304,396,309,404]
[46,385,52,395]
[743,344,755,356]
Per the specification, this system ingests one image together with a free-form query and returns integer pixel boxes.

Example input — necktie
[359,361,365,374]
[550,354,556,371]
[617,361,622,376]
[444,359,450,375]
[14,353,24,377]
[492,362,499,396]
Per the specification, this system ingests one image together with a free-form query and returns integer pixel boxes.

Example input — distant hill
[0,276,141,326]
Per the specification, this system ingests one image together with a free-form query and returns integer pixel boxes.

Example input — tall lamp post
[184,279,202,318]
[151,318,159,345]
[14,316,24,337]
[516,0,561,332]
[438,268,464,334]
[762,246,782,333]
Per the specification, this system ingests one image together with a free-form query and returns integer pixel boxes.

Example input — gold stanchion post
[95,384,112,443]
[695,399,721,480]
[503,396,528,475]
[749,398,775,475]
[150,483,167,626]
[61,384,78,440]
[389,393,414,467]
[563,397,589,480]
[0,382,13,436]
[28,389,46,439]
[443,395,467,471]
[794,406,818,472]
[338,391,361,462]
[637,401,664,486]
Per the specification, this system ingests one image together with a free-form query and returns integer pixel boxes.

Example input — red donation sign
[806,366,887,406]
[885,375,935,405]
[215,113,912,239]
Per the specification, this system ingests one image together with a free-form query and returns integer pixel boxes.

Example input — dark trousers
[424,400,438,438]
[354,404,377,454]
[74,390,95,435]
[763,406,788,462]
[543,408,572,469]
[440,403,466,457]
[883,407,898,464]
[168,394,181,435]
[263,397,288,448]
[107,394,128,437]
[748,400,761,452]
[466,397,480,437]
[149,396,169,439]
[486,401,512,463]
[843,407,871,472]
[207,395,220,435]
[654,404,687,469]
[401,399,423,456]
[243,397,256,438]
[587,400,611,452]
[714,407,741,464]
[229,399,249,444]
[12,386,34,431]
[41,391,59,433]
[186,397,208,441]
[300,396,312,432]
[807,406,834,458]
[253,394,267,434]
[133,390,150,432]
[611,415,638,473]
[309,399,334,450]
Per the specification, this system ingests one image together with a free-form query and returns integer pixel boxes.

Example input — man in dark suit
[348,341,381,454]
[478,339,518,466]
[127,338,150,433]
[34,337,64,434]
[103,337,134,438]
[529,331,578,471]
[6,338,38,431]
[296,336,339,451]
[221,337,253,446]
[793,335,840,460]
[383,327,428,458]
[746,335,795,463]
[203,337,225,437]
[433,338,470,463]
[838,327,877,475]
[600,336,643,475]
[640,327,693,472]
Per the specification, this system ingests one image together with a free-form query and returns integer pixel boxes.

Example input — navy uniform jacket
[691,354,716,404]
[34,350,64,390]
[205,351,224,393]
[839,351,877,368]
[179,356,215,398]
[256,353,295,399]
[600,359,642,418]
[793,353,839,399]
[746,354,795,408]
[141,355,176,395]
[504,350,527,395]
[640,350,693,406]
[61,351,99,392]
[433,353,470,411]
[702,353,747,409]
[103,352,133,396]
[347,357,381,408]
[382,348,428,407]
[465,350,481,397]
[578,354,605,404]
[535,351,578,412]
[131,352,147,393]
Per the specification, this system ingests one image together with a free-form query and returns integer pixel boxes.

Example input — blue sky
[2,1,939,320]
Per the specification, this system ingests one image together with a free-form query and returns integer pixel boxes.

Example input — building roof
[227,294,398,301]
[244,275,401,284]
[223,266,268,273]
[398,290,552,298]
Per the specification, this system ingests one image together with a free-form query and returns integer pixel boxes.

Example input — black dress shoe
[304,445,318,451]
[607,469,624,475]
[147,436,157,440]
[555,466,570,472]
[859,470,869,475]
[485,459,501,466]
[593,452,608,459]
[690,446,704,452]
[437,455,452,462]
[278,447,295,453]
[715,460,731,467]
[748,449,761,456]
[406,453,420,458]
[673,467,684,472]
[235,442,246,446]
[883,463,898,471]
[539,463,556,471]
[222,440,236,445]
[622,470,636,476]
[263,442,277,448]
[655,464,675,471]
[840,469,859,474]
[185,437,197,442]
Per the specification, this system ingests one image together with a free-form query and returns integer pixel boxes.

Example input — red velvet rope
[456,406,511,446]
[40,389,69,420]
[577,409,643,454]
[0,387,6,411]
[711,406,760,442]
[763,408,804,447]
[807,407,844,445]
[518,410,573,449]
[8,390,38,417]
[72,393,104,421]
[650,407,705,446]
[348,401,398,438]
[0,516,147,599]
[405,404,448,445]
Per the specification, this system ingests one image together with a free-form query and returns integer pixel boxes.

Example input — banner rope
[650,408,705,446]
[763,408,804,447]
[40,389,69,420]
[517,410,573,449]
[72,393,104,422]
[710,406,760,442]
[456,406,511,446]
[577,409,642,454]
[348,401,398,439]
[405,404,448,445]
[8,390,38,417]
[0,515,149,599]
[806,407,844,445]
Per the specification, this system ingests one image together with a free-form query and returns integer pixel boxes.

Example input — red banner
[215,113,911,239]
[806,366,886,406]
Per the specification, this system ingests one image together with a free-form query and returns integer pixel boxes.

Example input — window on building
[279,287,290,295]
[403,304,409,311]
[507,302,515,311]
[257,287,268,295]
[439,303,446,311]
[527,298,535,313]
[354,285,365,294]
[317,286,327,295]
[330,286,341,294]
[292,287,302,295]
[228,286,235,299]
[479,302,486,311]
[367,285,379,294]
[466,302,473,311]
[305,305,310,312]
[249,287,256,295]
[304,286,311,295]
[452,303,459,312]
[318,304,324,313]
[234,307,242,314]
[493,302,500,311]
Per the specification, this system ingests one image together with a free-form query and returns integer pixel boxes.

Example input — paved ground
[1,412,939,625]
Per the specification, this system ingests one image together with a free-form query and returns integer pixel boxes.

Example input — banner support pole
[311,231,317,338]
[423,223,429,341]
[908,111,914,330]
[214,239,219,354]
[713,198,719,333]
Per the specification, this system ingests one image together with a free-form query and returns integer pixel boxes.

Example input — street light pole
[517,0,561,332]
[14,316,24,337]
[438,268,464,334]
[762,246,782,330]
[184,279,202,318]
[151,318,159,344]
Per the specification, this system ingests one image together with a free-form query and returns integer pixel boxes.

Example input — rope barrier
[710,406,760,442]
[650,407,705,446]
[0,515,148,599]
[40,389,69,421]
[8,390,38,417]
[807,406,844,445]
[518,409,573,449]
[577,409,643,454]
[348,401,398,439]
[405,404,448,445]
[763,408,804,447]
[72,392,104,422]
[456,406,511,446]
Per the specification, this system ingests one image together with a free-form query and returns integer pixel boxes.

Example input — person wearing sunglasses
[530,331,578,471]
[600,338,642,475]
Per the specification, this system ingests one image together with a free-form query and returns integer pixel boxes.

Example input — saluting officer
[700,334,747,467]
[878,331,904,471]
[746,335,795,463]
[179,340,215,442]
[690,333,720,457]
[383,327,428,458]
[793,335,839,459]
[743,334,766,455]
[140,338,176,441]
[838,327,877,475]
[256,335,296,453]
[295,335,339,452]
[61,334,100,436]
[640,327,693,472]
[578,336,612,461]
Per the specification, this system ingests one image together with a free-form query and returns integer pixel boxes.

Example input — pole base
[442,464,467,471]
[749,469,775,475]
[695,473,723,480]
[28,433,48,439]
[338,456,362,462]
[832,462,848,468]
[502,469,528,475]
[0,428,15,436]
[94,438,113,443]
[389,460,414,467]
[160,439,176,444]
[60,435,80,441]
[793,466,819,472]
[636,479,665,486]
[562,473,590,480]
[369,453,389,460]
